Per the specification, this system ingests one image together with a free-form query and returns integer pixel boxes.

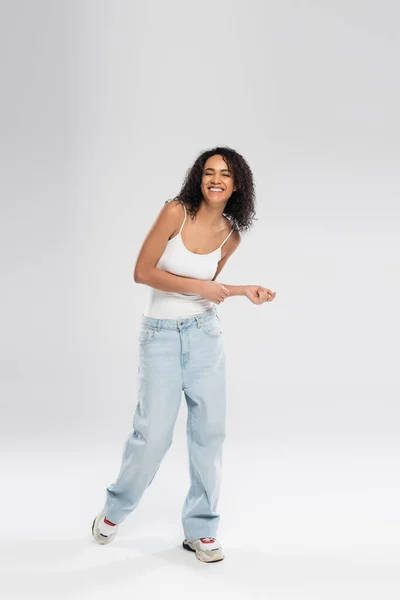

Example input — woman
[91,146,276,563]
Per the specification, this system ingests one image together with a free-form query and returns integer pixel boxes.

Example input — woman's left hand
[244,285,276,305]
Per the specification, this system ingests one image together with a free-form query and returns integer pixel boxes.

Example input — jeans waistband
[141,305,217,331]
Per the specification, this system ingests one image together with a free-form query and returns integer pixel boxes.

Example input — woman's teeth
[209,187,223,192]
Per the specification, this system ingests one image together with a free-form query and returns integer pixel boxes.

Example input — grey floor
[2,433,399,599]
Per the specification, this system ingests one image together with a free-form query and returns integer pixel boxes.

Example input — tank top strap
[218,226,234,249]
[179,202,187,233]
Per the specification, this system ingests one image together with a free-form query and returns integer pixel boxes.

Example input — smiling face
[200,154,237,205]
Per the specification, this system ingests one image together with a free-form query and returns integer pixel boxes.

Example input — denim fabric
[103,305,227,541]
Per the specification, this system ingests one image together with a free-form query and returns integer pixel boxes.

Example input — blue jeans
[103,305,227,542]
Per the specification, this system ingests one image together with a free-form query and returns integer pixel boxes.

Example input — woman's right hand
[197,281,230,304]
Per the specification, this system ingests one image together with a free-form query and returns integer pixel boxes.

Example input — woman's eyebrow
[204,167,231,172]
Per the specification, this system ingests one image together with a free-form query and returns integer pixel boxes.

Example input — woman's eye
[204,173,230,177]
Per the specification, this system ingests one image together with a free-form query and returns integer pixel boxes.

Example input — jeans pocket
[201,317,222,338]
[139,327,157,345]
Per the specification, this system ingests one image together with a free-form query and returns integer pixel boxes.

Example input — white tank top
[143,201,234,318]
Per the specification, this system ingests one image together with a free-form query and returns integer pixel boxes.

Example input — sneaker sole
[182,540,224,563]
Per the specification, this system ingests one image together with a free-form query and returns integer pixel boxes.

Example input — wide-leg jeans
[102,305,227,542]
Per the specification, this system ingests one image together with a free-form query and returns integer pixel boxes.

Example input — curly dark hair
[171,146,257,235]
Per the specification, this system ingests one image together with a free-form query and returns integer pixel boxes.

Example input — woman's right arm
[133,201,228,303]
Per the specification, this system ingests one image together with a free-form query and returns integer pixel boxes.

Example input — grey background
[1,1,399,598]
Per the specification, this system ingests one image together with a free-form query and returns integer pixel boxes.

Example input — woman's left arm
[212,232,276,304]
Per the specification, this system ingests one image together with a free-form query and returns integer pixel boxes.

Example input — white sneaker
[92,510,118,545]
[182,537,225,562]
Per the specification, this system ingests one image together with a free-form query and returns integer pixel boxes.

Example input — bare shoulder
[133,199,182,281]
[163,198,183,217]
[164,198,182,209]
[223,215,241,246]
[221,224,241,259]
[152,198,183,232]
[162,198,184,237]
[231,228,241,245]
[223,215,240,235]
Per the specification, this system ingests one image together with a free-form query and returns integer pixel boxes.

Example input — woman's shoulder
[223,215,240,239]
[162,198,184,214]
[164,197,182,206]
